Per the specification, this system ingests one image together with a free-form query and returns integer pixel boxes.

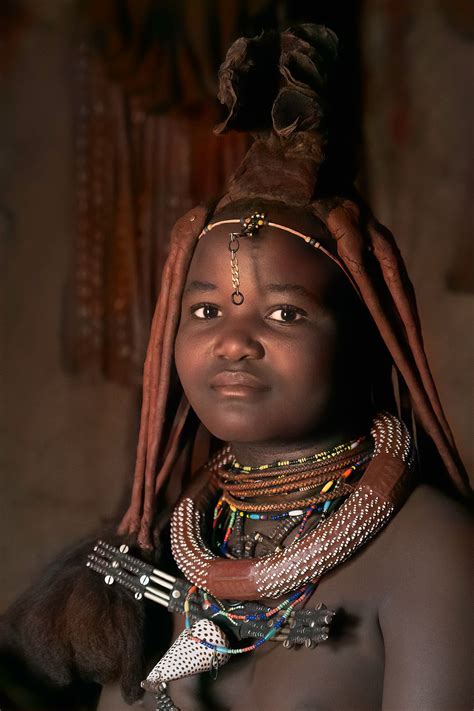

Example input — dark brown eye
[192,304,222,319]
[267,306,304,323]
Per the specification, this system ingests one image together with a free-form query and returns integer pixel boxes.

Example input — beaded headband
[198,212,356,304]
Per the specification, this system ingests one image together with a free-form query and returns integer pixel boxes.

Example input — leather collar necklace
[171,413,415,600]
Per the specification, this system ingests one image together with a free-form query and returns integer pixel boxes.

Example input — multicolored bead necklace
[184,583,316,655]
[230,434,365,472]
[183,433,376,656]
[216,435,372,513]
[213,454,370,556]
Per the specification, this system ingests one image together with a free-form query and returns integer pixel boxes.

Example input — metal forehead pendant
[229,211,267,305]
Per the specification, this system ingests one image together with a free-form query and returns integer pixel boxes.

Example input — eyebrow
[183,280,316,300]
[264,283,313,299]
[184,280,217,294]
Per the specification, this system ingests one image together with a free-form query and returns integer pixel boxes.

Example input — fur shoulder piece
[0,536,153,704]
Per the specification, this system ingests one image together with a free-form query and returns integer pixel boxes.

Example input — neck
[230,414,372,468]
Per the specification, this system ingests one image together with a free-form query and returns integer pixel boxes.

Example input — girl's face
[175,223,364,447]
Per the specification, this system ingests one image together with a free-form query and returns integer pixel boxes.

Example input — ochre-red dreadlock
[118,206,210,548]
[322,202,466,492]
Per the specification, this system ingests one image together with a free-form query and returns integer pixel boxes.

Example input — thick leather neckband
[171,414,415,600]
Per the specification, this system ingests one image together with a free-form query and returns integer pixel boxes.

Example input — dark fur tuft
[1,536,149,704]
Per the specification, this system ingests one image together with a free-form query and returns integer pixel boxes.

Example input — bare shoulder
[369,482,472,612]
[380,483,471,572]
[397,482,471,525]
[377,484,472,710]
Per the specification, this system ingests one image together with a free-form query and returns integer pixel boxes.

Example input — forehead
[186,223,343,296]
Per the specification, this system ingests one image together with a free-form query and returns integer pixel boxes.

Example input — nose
[213,325,265,361]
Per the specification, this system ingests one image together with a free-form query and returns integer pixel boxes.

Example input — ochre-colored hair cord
[323,201,468,494]
[118,207,209,548]
[118,242,176,537]
[367,220,454,443]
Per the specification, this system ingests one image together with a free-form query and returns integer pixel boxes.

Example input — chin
[198,412,270,444]
[189,391,274,443]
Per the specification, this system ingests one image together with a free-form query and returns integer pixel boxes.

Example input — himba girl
[1,23,471,711]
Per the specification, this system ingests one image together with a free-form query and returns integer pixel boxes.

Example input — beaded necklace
[213,453,370,556]
[171,413,414,602]
[182,442,369,654]
[184,583,316,655]
[187,461,351,651]
[216,437,373,514]
[230,435,364,472]
[182,441,371,657]
[218,456,370,512]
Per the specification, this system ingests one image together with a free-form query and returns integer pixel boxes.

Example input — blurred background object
[0,1,472,705]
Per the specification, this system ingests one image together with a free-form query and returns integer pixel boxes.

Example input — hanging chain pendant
[154,686,180,711]
[229,232,243,304]
[228,212,267,304]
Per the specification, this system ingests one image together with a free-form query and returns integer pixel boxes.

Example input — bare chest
[166,553,386,711]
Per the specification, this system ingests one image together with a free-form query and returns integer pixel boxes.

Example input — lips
[210,370,268,391]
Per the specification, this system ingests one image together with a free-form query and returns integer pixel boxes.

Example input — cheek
[174,326,194,391]
[174,325,210,402]
[274,327,335,385]
[270,333,336,416]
